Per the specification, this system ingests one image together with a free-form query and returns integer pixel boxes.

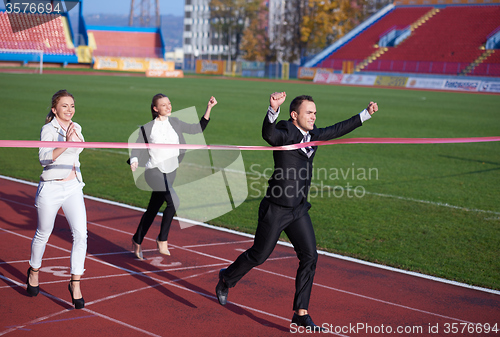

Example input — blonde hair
[45,90,75,124]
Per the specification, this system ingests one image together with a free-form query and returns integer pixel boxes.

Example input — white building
[184,0,287,66]
[183,0,227,66]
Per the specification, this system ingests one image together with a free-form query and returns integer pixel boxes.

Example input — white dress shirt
[145,117,180,174]
[266,106,371,156]
[266,106,372,124]
[38,118,84,182]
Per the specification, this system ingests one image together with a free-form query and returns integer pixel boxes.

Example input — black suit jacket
[129,116,209,166]
[262,112,362,207]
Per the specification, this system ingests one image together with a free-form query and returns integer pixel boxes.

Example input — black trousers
[133,168,178,244]
[222,198,318,311]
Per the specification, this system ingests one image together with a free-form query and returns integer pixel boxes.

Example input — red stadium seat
[89,30,163,58]
[317,7,433,70]
[0,12,75,56]
[471,51,500,76]
[374,5,500,75]
[315,5,500,76]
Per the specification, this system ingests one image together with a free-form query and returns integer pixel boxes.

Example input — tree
[239,0,270,61]
[365,0,393,17]
[300,0,367,57]
[334,0,367,38]
[210,0,377,63]
[301,0,337,56]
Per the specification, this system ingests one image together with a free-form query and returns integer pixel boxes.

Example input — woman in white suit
[26,89,87,310]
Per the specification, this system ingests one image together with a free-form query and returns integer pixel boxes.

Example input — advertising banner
[93,57,121,71]
[120,58,149,72]
[196,60,225,75]
[299,67,317,80]
[148,59,175,71]
[326,73,344,84]
[313,71,330,83]
[242,62,265,78]
[300,67,333,80]
[94,57,174,73]
[314,73,344,84]
[406,77,446,90]
[442,79,480,92]
[479,81,500,93]
[341,74,377,86]
[146,69,184,78]
[374,76,409,87]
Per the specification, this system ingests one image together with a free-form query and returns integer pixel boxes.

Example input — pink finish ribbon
[0,137,499,151]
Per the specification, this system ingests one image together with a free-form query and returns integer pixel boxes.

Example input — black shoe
[68,279,85,309]
[215,269,228,306]
[291,313,327,332]
[26,267,39,297]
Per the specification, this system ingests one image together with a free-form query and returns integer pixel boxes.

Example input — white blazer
[38,118,85,182]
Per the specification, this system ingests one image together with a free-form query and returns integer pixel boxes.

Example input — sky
[0,0,185,16]
[82,0,184,16]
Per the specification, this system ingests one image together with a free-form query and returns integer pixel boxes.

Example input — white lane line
[0,255,296,336]
[0,281,160,337]
[0,222,480,330]
[182,239,255,248]
[0,306,162,337]
[0,175,498,327]
[2,173,499,217]
[64,220,495,324]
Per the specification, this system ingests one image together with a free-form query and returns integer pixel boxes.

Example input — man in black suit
[216,92,378,331]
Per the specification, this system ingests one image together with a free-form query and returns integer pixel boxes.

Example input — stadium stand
[87,26,163,59]
[469,49,500,76]
[316,6,433,70]
[0,4,166,69]
[366,5,500,75]
[308,3,500,77]
[0,11,76,56]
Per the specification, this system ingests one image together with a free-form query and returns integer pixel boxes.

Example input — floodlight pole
[129,0,160,27]
[129,0,135,26]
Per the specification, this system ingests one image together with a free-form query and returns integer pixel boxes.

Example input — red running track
[0,176,499,336]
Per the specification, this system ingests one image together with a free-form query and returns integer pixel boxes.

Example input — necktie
[303,134,314,158]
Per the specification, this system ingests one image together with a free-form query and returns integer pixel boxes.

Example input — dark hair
[45,89,74,124]
[289,95,314,117]
[151,93,168,120]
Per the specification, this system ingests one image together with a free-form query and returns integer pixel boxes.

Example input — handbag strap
[140,126,149,144]
[127,126,149,166]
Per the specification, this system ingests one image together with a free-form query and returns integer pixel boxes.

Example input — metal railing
[320,58,500,77]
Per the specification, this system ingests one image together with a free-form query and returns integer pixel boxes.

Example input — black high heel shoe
[26,267,39,297]
[68,279,85,309]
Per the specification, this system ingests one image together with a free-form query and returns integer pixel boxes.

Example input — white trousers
[30,178,87,275]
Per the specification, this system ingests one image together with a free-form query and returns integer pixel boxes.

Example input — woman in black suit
[129,93,217,259]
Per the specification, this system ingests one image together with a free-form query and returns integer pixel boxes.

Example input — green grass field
[0,72,498,290]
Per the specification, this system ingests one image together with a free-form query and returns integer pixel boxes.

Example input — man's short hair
[290,95,314,116]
